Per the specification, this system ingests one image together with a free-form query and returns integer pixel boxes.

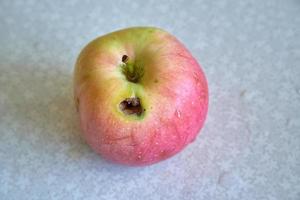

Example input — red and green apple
[74,27,208,166]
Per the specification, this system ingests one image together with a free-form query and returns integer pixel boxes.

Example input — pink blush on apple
[74,27,208,166]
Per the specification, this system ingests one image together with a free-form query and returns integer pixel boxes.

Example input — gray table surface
[1,0,299,199]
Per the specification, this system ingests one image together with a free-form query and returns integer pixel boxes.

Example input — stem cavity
[121,55,144,83]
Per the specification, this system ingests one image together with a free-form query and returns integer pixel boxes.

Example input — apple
[74,27,208,166]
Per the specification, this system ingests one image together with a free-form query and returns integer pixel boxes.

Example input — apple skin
[74,27,208,166]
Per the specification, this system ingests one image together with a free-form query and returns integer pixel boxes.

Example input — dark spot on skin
[122,55,129,63]
[154,79,158,83]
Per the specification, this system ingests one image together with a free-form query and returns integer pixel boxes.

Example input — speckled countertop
[0,0,299,199]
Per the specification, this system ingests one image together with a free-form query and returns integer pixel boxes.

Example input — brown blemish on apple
[119,97,143,116]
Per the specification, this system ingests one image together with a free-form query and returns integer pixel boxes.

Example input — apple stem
[128,63,134,74]
[121,55,144,83]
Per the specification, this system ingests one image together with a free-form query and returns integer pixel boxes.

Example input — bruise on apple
[119,97,144,116]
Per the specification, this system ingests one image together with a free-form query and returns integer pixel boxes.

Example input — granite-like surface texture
[0,0,300,199]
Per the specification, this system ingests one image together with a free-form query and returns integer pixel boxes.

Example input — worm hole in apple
[119,97,144,116]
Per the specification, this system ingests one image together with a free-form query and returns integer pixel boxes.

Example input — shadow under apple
[0,64,126,169]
